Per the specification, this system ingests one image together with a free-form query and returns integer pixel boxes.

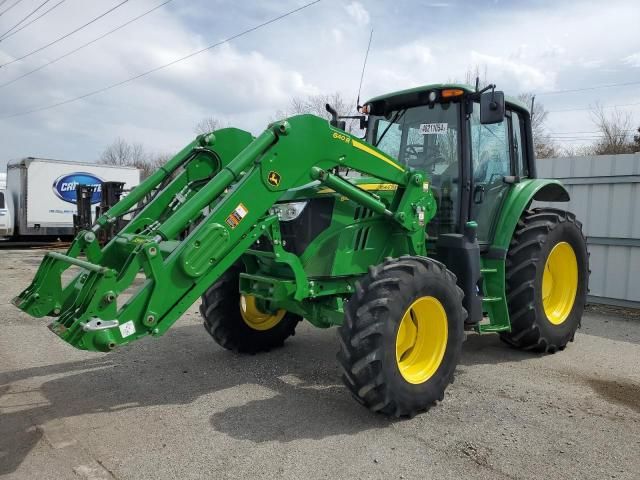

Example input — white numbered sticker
[419,123,448,135]
[119,320,136,338]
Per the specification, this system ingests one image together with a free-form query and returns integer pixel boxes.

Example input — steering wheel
[404,144,422,158]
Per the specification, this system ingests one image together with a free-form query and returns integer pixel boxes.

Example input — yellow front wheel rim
[395,296,448,384]
[542,241,578,325]
[240,295,286,331]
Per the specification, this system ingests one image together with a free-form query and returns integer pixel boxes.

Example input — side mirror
[480,90,505,124]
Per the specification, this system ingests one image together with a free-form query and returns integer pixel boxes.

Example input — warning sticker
[119,320,136,338]
[419,123,448,135]
[225,203,249,229]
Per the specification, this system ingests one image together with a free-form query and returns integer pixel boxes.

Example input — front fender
[491,179,570,251]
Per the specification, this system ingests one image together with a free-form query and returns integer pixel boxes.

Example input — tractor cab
[362,84,534,247]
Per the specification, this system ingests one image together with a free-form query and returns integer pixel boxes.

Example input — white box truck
[4,158,140,238]
[0,172,12,237]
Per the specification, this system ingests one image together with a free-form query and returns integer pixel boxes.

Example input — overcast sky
[1,0,639,171]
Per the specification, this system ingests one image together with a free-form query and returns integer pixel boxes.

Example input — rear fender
[492,179,570,251]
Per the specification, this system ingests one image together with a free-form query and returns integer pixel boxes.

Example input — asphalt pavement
[1,249,638,480]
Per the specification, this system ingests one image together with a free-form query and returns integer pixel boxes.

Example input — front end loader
[14,83,589,417]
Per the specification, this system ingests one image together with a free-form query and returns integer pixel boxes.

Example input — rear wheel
[200,266,301,353]
[501,208,589,352]
[337,256,466,417]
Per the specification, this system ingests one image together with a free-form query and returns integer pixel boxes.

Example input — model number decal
[332,131,351,144]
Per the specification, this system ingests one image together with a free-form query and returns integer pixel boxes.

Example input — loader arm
[14,114,436,352]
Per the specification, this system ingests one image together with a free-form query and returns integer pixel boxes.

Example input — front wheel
[501,208,589,352]
[200,266,301,353]
[337,256,466,417]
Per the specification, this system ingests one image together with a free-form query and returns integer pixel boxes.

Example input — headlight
[270,201,308,221]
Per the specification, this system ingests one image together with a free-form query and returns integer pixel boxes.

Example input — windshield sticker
[419,123,448,135]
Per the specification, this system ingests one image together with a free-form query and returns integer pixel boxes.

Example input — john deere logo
[268,171,281,187]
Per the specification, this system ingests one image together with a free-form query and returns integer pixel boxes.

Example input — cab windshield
[367,103,461,237]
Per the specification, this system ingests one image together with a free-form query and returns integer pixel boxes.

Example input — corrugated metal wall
[535,153,640,308]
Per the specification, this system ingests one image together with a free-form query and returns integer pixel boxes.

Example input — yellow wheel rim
[542,241,578,325]
[240,295,286,331]
[395,296,448,385]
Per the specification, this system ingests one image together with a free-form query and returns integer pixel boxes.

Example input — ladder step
[482,297,502,303]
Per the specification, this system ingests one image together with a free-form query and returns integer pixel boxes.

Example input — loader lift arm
[13,114,436,351]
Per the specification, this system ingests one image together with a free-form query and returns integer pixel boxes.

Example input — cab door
[469,106,520,244]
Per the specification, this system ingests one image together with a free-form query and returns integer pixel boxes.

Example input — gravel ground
[1,248,639,480]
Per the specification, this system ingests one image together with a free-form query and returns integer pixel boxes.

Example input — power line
[0,0,51,40]
[0,0,65,42]
[0,0,130,68]
[548,101,640,113]
[1,0,322,119]
[548,129,636,135]
[547,137,634,142]
[0,0,174,89]
[0,0,25,17]
[548,137,631,141]
[537,80,640,96]
[548,136,631,140]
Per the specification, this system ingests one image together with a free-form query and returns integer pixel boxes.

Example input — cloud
[393,41,433,65]
[1,0,640,169]
[331,28,344,44]
[623,52,640,67]
[470,51,556,91]
[344,2,370,27]
[0,1,321,164]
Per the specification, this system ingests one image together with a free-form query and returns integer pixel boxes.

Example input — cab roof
[365,83,529,113]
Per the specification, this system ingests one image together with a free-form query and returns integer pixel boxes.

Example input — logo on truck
[52,172,103,204]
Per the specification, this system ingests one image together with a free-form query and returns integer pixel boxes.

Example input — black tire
[337,256,466,417]
[200,266,301,353]
[501,207,589,353]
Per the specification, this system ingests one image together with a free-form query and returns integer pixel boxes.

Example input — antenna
[530,94,536,121]
[355,29,373,112]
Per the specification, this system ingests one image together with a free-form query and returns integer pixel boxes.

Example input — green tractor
[14,83,589,417]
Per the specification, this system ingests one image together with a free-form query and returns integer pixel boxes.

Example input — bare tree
[463,64,489,88]
[100,138,172,179]
[194,117,226,135]
[100,137,146,167]
[556,143,596,157]
[590,104,636,155]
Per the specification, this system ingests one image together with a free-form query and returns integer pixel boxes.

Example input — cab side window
[511,111,528,177]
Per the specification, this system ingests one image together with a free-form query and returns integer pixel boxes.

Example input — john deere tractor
[14,83,588,417]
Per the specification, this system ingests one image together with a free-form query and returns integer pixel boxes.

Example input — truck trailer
[3,158,140,238]
[0,172,10,237]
